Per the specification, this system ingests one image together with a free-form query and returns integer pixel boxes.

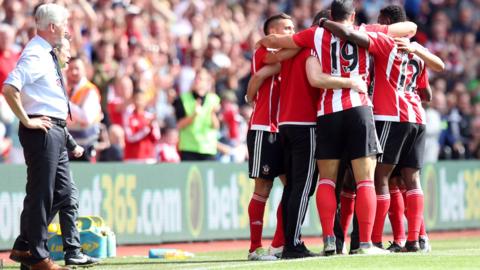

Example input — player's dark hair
[263,13,292,35]
[379,5,407,23]
[330,0,355,21]
[312,9,330,27]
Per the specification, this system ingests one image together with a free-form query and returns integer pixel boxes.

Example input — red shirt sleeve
[292,27,317,49]
[416,66,430,89]
[367,32,394,57]
[252,47,267,73]
[363,23,388,34]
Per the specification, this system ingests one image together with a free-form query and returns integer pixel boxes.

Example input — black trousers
[59,179,81,256]
[180,151,216,161]
[280,126,318,251]
[13,123,78,261]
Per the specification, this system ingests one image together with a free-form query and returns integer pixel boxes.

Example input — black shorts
[315,106,381,160]
[376,121,426,168]
[247,130,284,180]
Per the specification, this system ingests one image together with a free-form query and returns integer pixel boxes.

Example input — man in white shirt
[2,4,96,270]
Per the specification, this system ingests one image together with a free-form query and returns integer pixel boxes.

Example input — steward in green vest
[175,69,220,160]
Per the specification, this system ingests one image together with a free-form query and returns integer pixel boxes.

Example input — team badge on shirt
[262,165,270,176]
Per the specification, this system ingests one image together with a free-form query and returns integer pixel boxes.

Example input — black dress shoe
[65,253,100,266]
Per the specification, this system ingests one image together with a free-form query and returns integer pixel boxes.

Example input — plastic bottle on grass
[165,250,195,260]
[149,248,194,259]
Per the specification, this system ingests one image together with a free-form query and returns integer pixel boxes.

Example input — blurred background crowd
[0,0,479,163]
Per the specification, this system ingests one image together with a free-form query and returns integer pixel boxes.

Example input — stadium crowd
[0,0,479,163]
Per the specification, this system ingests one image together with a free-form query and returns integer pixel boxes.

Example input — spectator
[98,124,124,162]
[424,91,445,163]
[469,118,480,159]
[157,126,180,163]
[218,90,248,162]
[66,56,103,162]
[123,90,160,163]
[107,74,134,126]
[92,39,118,118]
[0,23,19,87]
[174,68,220,161]
[441,91,465,159]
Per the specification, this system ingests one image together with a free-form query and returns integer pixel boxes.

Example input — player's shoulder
[367,31,393,43]
[297,25,321,38]
[252,46,268,65]
[254,46,268,56]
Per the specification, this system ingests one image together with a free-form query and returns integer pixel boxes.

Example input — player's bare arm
[386,21,417,38]
[264,48,301,64]
[305,56,367,93]
[321,18,370,49]
[417,85,433,102]
[2,84,53,132]
[257,34,298,49]
[394,38,445,72]
[246,64,281,103]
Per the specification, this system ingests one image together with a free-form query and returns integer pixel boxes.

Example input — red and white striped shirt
[248,46,280,132]
[293,26,372,116]
[367,32,429,124]
[278,48,320,126]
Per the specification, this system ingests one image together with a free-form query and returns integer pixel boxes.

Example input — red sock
[371,194,390,243]
[355,180,376,243]
[389,188,406,244]
[248,193,267,252]
[419,217,426,237]
[316,179,337,237]
[340,190,355,239]
[271,201,284,248]
[406,189,424,242]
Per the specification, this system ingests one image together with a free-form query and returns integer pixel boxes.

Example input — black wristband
[319,18,327,28]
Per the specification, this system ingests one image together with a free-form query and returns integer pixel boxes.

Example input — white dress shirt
[4,35,69,120]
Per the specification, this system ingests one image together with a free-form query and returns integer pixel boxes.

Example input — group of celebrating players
[245,0,445,260]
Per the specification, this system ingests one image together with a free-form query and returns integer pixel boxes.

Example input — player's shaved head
[378,5,407,25]
[263,13,292,35]
[330,0,355,21]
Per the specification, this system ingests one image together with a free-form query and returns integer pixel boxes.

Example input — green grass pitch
[4,237,480,269]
